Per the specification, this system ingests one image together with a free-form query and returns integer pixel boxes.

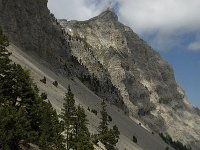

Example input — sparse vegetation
[108,115,112,122]
[40,76,46,84]
[159,133,191,150]
[0,28,65,149]
[0,27,95,150]
[41,92,47,100]
[96,100,120,150]
[165,146,169,150]
[132,135,137,143]
[91,109,98,115]
[87,107,90,111]
[53,80,58,87]
[60,86,94,150]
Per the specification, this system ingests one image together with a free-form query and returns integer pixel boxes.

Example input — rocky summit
[59,9,200,149]
[0,0,200,149]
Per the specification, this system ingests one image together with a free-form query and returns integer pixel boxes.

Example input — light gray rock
[1,0,200,149]
[0,0,75,75]
[60,9,200,149]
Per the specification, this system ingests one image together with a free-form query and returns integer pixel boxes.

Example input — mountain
[59,9,200,149]
[0,0,200,149]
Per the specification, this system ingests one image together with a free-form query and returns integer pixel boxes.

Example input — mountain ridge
[0,0,200,149]
[59,9,200,149]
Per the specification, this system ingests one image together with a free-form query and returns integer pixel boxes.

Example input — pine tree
[0,27,65,149]
[38,101,65,150]
[97,100,120,150]
[0,100,36,150]
[74,105,94,150]
[98,100,109,135]
[0,64,34,107]
[0,27,9,47]
[0,27,12,102]
[61,85,77,150]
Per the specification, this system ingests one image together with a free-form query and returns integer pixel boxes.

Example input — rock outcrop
[0,0,68,63]
[1,0,200,149]
[59,9,200,149]
[0,0,122,107]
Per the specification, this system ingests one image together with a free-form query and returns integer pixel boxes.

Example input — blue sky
[48,0,200,108]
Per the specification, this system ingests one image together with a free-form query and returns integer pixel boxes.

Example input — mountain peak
[96,9,118,22]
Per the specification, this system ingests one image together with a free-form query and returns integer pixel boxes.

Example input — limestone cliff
[0,0,68,60]
[59,10,200,149]
[0,0,123,107]
[0,0,200,149]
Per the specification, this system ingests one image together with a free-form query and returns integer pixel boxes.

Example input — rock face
[59,10,200,149]
[0,0,200,149]
[0,0,74,74]
[0,0,123,106]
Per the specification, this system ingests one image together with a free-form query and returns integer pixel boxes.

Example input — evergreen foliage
[0,26,98,150]
[91,109,98,115]
[165,146,169,150]
[61,86,94,150]
[53,80,58,87]
[97,100,120,150]
[40,76,46,84]
[159,133,191,150]
[61,86,76,150]
[0,102,34,149]
[41,92,47,100]
[108,115,112,122]
[38,102,65,150]
[0,28,11,75]
[74,105,93,150]
[132,135,137,143]
[98,101,109,135]
[0,27,64,150]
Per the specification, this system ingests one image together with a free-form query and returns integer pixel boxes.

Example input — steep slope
[0,0,87,78]
[59,10,200,149]
[8,43,173,150]
[0,0,68,62]
[0,0,124,106]
[0,0,200,149]
[0,0,174,149]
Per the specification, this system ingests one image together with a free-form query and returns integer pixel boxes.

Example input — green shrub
[108,115,112,122]
[41,92,47,100]
[165,146,169,150]
[159,133,191,150]
[52,80,58,87]
[91,109,98,115]
[132,135,137,143]
[87,107,90,111]
[40,76,46,84]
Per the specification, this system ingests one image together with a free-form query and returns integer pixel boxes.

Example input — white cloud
[47,0,92,20]
[117,0,200,33]
[47,0,110,20]
[48,0,200,31]
[188,41,200,51]
[48,0,200,51]
[116,0,200,51]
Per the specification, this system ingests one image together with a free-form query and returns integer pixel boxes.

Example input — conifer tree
[0,28,9,47]
[97,100,120,150]
[38,101,65,150]
[61,85,77,150]
[74,105,94,150]
[98,100,109,135]
[0,101,35,150]
[0,27,12,101]
[0,27,65,149]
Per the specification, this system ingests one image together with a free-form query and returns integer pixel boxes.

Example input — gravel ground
[8,44,173,150]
